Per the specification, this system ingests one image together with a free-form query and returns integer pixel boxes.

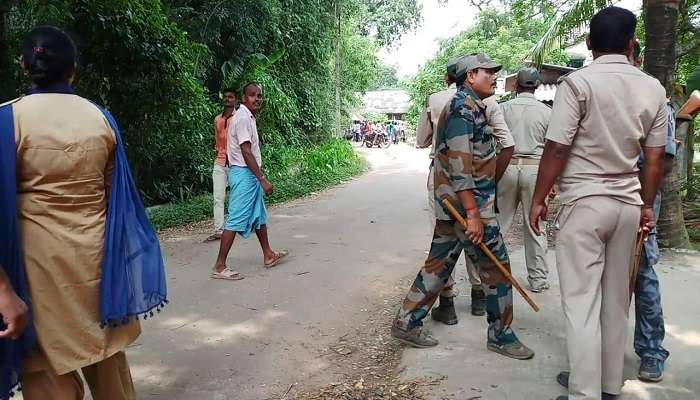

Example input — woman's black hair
[21,26,77,87]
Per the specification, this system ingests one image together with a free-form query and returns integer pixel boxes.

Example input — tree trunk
[644,0,690,248]
[643,0,680,95]
[334,0,341,138]
[685,118,696,200]
[657,150,691,247]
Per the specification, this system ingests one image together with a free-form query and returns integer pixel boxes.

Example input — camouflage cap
[446,55,463,81]
[455,53,502,79]
[516,67,541,88]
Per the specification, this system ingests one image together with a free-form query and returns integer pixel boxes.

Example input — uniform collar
[517,92,536,99]
[459,85,486,108]
[27,83,75,95]
[448,83,456,89]
[591,54,631,65]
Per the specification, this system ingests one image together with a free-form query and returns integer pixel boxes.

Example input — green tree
[4,0,216,204]
[525,0,698,247]
[406,7,568,127]
[370,63,401,90]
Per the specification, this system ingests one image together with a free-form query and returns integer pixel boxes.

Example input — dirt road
[127,143,435,399]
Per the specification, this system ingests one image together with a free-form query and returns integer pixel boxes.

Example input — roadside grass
[148,139,365,231]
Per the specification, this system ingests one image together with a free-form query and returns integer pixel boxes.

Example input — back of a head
[21,26,77,87]
[589,7,637,54]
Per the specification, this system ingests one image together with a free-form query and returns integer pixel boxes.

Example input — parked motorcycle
[364,130,391,148]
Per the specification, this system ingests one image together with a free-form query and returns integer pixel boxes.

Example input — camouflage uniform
[395,84,518,345]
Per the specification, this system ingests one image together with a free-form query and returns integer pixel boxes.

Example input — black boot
[556,371,617,399]
[471,287,486,316]
[431,296,458,325]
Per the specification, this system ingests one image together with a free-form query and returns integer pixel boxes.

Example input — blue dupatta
[0,101,36,400]
[0,87,167,399]
[97,105,168,327]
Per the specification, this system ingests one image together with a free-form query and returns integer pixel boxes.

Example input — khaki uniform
[547,54,667,400]
[497,93,551,289]
[13,94,139,399]
[416,88,514,292]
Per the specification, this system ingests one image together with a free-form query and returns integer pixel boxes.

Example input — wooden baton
[628,229,648,303]
[441,198,540,312]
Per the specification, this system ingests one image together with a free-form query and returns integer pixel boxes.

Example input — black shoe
[556,371,569,388]
[431,296,458,325]
[471,287,486,316]
[556,394,617,399]
[555,371,617,399]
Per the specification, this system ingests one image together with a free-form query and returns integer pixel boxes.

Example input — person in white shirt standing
[211,83,288,280]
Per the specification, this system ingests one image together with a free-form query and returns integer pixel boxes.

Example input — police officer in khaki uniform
[498,68,552,292]
[528,7,667,400]
[416,56,515,321]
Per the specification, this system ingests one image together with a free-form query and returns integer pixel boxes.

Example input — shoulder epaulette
[555,65,589,84]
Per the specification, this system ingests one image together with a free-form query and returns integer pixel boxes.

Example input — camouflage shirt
[433,86,497,221]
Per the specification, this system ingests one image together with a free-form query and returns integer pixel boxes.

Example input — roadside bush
[149,139,364,230]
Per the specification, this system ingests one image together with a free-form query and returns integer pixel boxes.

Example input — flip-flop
[211,267,244,280]
[263,250,289,269]
[204,233,222,242]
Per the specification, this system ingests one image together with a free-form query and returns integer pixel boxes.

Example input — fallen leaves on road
[292,291,443,400]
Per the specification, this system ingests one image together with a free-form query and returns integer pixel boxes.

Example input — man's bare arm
[529,140,571,234]
[455,190,484,244]
[240,142,264,181]
[640,147,665,206]
[495,146,514,183]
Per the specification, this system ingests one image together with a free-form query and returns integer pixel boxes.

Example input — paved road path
[127,144,433,399]
[127,143,700,400]
[401,223,700,399]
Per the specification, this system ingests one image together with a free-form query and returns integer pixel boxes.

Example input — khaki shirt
[416,85,514,159]
[416,84,457,159]
[500,92,551,158]
[546,54,667,205]
[14,94,140,375]
[483,96,516,151]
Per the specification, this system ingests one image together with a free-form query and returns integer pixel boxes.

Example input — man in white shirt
[211,83,288,280]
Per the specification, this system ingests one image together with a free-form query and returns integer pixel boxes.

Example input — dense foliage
[149,139,364,230]
[0,0,421,206]
[370,63,401,90]
[405,7,569,127]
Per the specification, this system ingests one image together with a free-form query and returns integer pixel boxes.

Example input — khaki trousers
[22,351,136,400]
[496,163,549,287]
[427,165,481,293]
[212,163,229,234]
[555,196,640,400]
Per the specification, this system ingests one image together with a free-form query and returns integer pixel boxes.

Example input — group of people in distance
[394,6,675,400]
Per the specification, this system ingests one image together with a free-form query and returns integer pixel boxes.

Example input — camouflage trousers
[395,218,518,344]
[634,252,670,362]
